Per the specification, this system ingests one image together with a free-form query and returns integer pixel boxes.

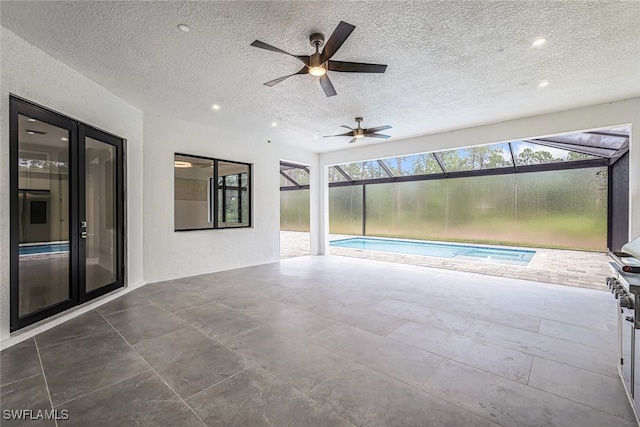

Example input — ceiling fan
[324,117,392,144]
[250,21,387,97]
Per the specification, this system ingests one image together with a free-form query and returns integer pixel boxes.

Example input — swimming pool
[19,242,70,256]
[330,237,535,266]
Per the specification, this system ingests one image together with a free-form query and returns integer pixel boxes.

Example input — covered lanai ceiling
[2,1,639,153]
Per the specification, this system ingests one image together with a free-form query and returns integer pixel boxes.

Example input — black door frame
[78,124,125,303]
[9,96,125,331]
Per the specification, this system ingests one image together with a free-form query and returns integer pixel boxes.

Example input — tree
[411,154,442,174]
[466,146,512,169]
[440,150,463,171]
[328,166,345,182]
[517,148,559,165]
[566,151,594,161]
[288,167,309,185]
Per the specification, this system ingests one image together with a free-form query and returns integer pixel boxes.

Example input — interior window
[174,154,251,230]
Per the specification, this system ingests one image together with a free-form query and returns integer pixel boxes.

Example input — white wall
[318,97,640,253]
[0,28,144,340]
[142,113,317,282]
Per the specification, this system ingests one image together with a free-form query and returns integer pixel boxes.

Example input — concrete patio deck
[280,231,611,291]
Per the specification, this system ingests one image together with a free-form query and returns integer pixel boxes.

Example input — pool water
[19,243,70,256]
[330,237,535,266]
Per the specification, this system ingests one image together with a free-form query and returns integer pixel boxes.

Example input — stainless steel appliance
[608,236,640,425]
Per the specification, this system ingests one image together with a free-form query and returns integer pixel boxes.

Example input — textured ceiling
[2,1,639,153]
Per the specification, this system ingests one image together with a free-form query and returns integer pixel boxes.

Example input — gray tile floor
[1,256,635,427]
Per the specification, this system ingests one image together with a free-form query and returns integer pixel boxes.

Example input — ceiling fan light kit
[250,21,387,97]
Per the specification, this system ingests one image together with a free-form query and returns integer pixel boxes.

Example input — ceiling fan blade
[320,21,355,63]
[348,138,358,144]
[328,61,387,73]
[250,40,310,65]
[263,67,309,87]
[323,131,354,138]
[364,125,392,133]
[319,74,337,97]
[364,133,391,139]
[340,125,354,130]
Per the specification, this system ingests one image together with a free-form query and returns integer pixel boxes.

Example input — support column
[309,162,329,255]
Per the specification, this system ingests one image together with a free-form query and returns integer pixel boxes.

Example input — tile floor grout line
[418,380,506,427]
[179,323,257,371]
[308,322,337,338]
[158,297,222,316]
[462,322,620,378]
[533,330,617,352]
[218,324,266,344]
[525,382,636,423]
[304,364,350,395]
[419,357,445,390]
[383,297,548,335]
[100,299,166,320]
[96,311,208,427]
[182,365,253,402]
[526,355,535,385]
[0,372,45,388]
[44,315,160,408]
[424,355,634,424]
[248,363,359,427]
[384,319,409,337]
[529,353,620,380]
[382,331,533,385]
[34,324,113,351]
[282,372,359,427]
[304,334,440,392]
[52,369,154,408]
[33,338,58,427]
[97,301,155,317]
[299,348,502,427]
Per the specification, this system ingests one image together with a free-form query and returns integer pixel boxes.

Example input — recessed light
[174,160,192,168]
[538,80,550,88]
[177,24,191,33]
[271,122,278,127]
[531,38,547,48]
[27,131,35,135]
[61,137,68,141]
[212,104,221,111]
[27,118,36,122]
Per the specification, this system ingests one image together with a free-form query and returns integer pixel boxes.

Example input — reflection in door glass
[18,114,70,316]
[218,161,250,227]
[85,137,117,292]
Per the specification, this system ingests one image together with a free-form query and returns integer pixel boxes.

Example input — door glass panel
[85,137,117,292]
[18,114,70,316]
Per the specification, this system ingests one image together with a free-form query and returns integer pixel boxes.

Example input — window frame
[174,152,252,231]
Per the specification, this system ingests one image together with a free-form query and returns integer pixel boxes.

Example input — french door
[10,97,124,331]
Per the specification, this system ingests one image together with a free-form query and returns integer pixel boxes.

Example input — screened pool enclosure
[280,127,630,252]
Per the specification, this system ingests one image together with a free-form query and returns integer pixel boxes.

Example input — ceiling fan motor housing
[309,33,325,48]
